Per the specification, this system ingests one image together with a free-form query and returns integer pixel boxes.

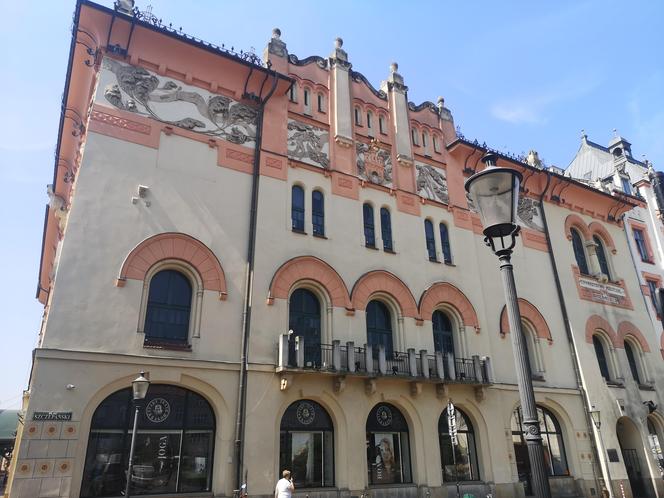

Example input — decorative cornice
[289,53,328,69]
[334,135,354,148]
[396,154,414,167]
[408,101,438,113]
[350,70,387,100]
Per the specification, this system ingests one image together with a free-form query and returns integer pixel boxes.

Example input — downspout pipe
[234,68,280,493]
[539,172,609,497]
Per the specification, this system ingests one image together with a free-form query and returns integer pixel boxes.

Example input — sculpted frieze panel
[467,193,544,232]
[97,57,257,147]
[287,120,330,169]
[356,140,392,187]
[416,162,449,204]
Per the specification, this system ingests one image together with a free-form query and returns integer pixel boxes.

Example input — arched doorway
[289,288,322,367]
[646,416,664,480]
[366,403,411,485]
[616,416,655,498]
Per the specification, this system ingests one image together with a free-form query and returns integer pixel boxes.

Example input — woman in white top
[275,470,295,498]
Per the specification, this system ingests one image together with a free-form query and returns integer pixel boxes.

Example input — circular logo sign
[145,398,171,423]
[296,401,316,425]
[376,405,393,427]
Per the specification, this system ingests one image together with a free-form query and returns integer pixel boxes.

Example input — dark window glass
[280,400,334,488]
[317,94,324,112]
[367,112,372,129]
[624,341,641,384]
[355,108,361,125]
[304,89,310,106]
[646,418,664,478]
[593,335,611,380]
[633,228,650,262]
[363,204,375,248]
[422,132,428,147]
[411,128,418,145]
[289,289,322,367]
[291,185,305,232]
[425,220,437,261]
[289,86,296,102]
[81,385,215,497]
[432,310,454,358]
[439,407,479,481]
[433,135,440,153]
[366,301,393,357]
[379,116,385,134]
[621,177,632,195]
[571,229,589,275]
[380,208,393,251]
[366,403,411,485]
[647,280,659,313]
[145,270,192,344]
[594,236,610,277]
[312,191,325,236]
[440,223,452,263]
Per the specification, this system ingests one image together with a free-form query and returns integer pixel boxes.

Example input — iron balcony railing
[276,334,492,384]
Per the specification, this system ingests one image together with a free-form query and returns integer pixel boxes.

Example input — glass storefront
[439,407,479,482]
[366,403,411,485]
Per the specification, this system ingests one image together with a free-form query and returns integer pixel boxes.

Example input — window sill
[313,233,327,239]
[429,257,441,263]
[292,228,307,235]
[384,248,396,254]
[638,383,656,391]
[532,374,546,381]
[641,259,655,265]
[443,261,455,267]
[365,244,379,250]
[144,341,192,351]
[606,381,625,388]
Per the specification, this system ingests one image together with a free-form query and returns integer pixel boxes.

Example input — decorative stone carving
[267,28,287,57]
[468,191,544,232]
[416,162,449,204]
[356,139,392,187]
[287,120,330,169]
[98,57,257,147]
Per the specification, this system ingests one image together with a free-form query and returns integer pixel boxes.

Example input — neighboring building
[6,2,663,498]
[0,409,19,492]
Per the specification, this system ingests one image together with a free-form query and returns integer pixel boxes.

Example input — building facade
[6,2,664,498]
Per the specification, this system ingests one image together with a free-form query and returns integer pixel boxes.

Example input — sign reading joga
[33,411,72,421]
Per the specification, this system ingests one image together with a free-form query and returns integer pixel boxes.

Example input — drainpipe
[234,68,280,492]
[538,172,609,497]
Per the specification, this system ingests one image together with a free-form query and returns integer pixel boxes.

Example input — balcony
[276,334,493,386]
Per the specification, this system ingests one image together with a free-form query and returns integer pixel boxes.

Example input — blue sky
[1,0,662,408]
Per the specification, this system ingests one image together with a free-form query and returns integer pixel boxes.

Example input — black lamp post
[465,153,552,498]
[589,406,614,497]
[125,371,150,498]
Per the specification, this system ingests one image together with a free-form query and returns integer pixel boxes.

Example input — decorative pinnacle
[390,62,398,73]
[580,129,587,140]
[335,37,343,49]
[437,96,445,106]
[613,128,618,137]
[272,28,281,39]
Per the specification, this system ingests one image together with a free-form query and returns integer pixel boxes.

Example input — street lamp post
[590,406,614,498]
[465,153,552,498]
[125,371,150,498]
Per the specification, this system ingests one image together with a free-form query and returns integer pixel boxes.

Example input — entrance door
[622,448,647,498]
[617,416,655,498]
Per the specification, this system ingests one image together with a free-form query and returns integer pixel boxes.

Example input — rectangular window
[354,108,361,126]
[317,94,324,113]
[621,177,632,195]
[633,228,650,262]
[379,116,386,134]
[422,132,427,147]
[367,112,372,129]
[647,280,659,313]
[367,432,411,484]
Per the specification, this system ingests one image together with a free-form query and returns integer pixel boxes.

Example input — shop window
[432,310,455,358]
[425,219,437,261]
[624,340,641,384]
[80,385,215,497]
[594,235,611,278]
[380,207,393,252]
[366,300,393,357]
[366,403,412,485]
[633,228,651,262]
[363,203,376,248]
[571,228,589,275]
[312,190,325,237]
[439,407,479,482]
[144,270,192,345]
[593,335,611,381]
[440,223,452,263]
[280,400,334,488]
[291,185,305,232]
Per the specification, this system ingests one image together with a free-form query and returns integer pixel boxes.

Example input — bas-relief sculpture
[356,140,392,187]
[287,120,330,169]
[416,162,449,204]
[467,193,545,232]
[98,57,258,147]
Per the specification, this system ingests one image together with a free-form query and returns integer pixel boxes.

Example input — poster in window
[291,433,315,486]
[371,433,398,484]
[129,432,180,494]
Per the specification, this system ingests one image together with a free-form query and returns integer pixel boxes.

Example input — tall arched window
[366,300,393,356]
[289,289,322,367]
[363,203,375,248]
[425,219,437,261]
[432,310,455,358]
[624,340,641,384]
[440,223,452,264]
[145,270,192,344]
[647,417,664,479]
[366,403,412,485]
[292,185,305,232]
[512,406,568,495]
[380,208,393,252]
[81,385,215,497]
[594,236,610,278]
[312,190,325,237]
[593,335,611,380]
[571,229,589,275]
[280,400,334,488]
[439,407,479,482]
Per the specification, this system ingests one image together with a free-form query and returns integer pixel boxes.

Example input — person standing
[275,470,295,498]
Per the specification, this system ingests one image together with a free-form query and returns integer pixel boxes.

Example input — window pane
[126,431,181,495]
[440,224,452,263]
[368,433,408,484]
[624,342,641,383]
[547,433,568,476]
[425,220,437,260]
[380,208,393,251]
[179,431,213,492]
[81,432,126,497]
[145,271,192,343]
[432,311,454,357]
[593,336,611,380]
[367,301,393,356]
[634,229,649,261]
[292,186,305,231]
[312,191,325,236]
[571,230,589,275]
[363,204,375,247]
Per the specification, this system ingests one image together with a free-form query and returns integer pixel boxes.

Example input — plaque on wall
[607,449,620,462]
[33,411,72,421]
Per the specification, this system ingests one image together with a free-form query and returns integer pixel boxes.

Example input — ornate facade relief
[356,139,392,187]
[467,193,544,232]
[287,120,330,169]
[97,57,257,147]
[415,162,449,204]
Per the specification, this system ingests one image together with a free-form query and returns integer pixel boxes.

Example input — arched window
[571,229,589,275]
[367,111,373,129]
[81,385,215,497]
[425,219,437,261]
[145,270,192,344]
[366,300,393,356]
[440,223,452,264]
[379,115,386,134]
[432,310,455,358]
[366,403,411,485]
[312,190,325,237]
[280,400,334,488]
[624,340,641,384]
[289,289,322,367]
[354,107,362,126]
[594,236,610,278]
[291,185,305,232]
[380,208,393,252]
[512,405,568,495]
[363,203,376,248]
[593,335,611,380]
[647,417,664,478]
[439,407,479,481]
